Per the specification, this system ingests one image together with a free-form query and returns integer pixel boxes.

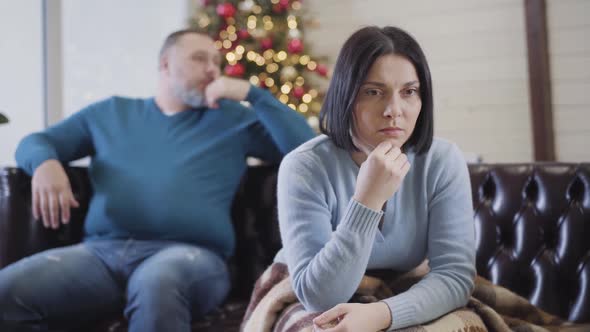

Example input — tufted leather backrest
[1,163,589,322]
[232,163,590,322]
[469,163,590,322]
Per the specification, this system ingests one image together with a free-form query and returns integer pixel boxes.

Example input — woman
[273,26,476,331]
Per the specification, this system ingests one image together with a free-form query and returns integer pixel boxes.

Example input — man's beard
[173,83,207,108]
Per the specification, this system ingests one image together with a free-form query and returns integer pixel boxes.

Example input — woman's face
[352,54,422,151]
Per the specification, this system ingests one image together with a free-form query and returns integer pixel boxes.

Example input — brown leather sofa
[1,163,589,331]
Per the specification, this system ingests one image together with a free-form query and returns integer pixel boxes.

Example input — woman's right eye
[364,89,381,96]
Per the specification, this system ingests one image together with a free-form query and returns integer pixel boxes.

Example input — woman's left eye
[404,88,419,96]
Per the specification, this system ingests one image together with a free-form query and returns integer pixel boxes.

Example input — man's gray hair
[158,28,209,65]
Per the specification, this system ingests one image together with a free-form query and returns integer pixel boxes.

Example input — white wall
[0,1,44,166]
[61,0,189,118]
[306,0,533,162]
[547,0,590,162]
[57,0,588,162]
[0,0,188,167]
[2,1,587,166]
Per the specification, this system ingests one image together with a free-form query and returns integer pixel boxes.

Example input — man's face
[163,33,221,106]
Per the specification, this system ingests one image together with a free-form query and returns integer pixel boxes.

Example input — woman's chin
[374,137,404,149]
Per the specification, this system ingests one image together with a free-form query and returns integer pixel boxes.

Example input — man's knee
[126,246,230,306]
[128,269,179,296]
[125,266,230,321]
[124,268,187,323]
[0,264,42,320]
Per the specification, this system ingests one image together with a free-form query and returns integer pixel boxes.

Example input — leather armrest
[0,167,91,268]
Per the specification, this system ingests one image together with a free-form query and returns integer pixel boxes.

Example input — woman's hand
[313,302,392,332]
[353,140,410,211]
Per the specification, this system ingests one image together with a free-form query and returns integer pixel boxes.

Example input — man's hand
[313,302,392,332]
[204,76,251,108]
[31,159,80,229]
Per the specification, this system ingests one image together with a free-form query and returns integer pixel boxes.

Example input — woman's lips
[379,127,404,137]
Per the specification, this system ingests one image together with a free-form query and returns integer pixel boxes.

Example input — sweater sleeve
[15,104,96,175]
[383,144,476,330]
[277,151,384,312]
[244,86,315,162]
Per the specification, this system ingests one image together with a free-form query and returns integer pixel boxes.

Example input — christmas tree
[191,0,328,129]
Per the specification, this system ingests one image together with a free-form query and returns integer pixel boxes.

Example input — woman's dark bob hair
[319,26,433,154]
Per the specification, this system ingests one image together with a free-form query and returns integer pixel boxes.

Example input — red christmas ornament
[216,3,236,19]
[316,63,328,77]
[260,37,273,50]
[287,39,303,53]
[238,29,250,39]
[273,0,289,13]
[272,4,284,13]
[224,63,245,77]
[292,86,305,99]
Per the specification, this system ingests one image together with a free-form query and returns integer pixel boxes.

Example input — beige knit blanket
[240,263,589,332]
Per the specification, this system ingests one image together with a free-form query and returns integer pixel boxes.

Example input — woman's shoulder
[412,138,467,174]
[428,137,464,160]
[278,135,345,193]
[282,134,342,165]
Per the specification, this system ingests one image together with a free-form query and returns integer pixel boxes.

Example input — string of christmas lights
[191,0,329,128]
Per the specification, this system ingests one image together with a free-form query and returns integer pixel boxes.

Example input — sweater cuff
[383,292,418,331]
[339,198,383,237]
[29,150,59,173]
[245,85,270,104]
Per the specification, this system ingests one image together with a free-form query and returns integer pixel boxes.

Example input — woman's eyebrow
[361,81,420,87]
[361,81,387,87]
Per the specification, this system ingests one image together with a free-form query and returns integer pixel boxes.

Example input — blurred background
[0,0,588,166]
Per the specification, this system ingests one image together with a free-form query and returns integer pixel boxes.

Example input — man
[0,29,314,331]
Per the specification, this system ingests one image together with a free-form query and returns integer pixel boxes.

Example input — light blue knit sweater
[273,135,476,330]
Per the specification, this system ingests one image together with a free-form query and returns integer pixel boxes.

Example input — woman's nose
[383,97,402,118]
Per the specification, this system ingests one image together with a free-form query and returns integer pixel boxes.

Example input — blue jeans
[0,239,230,332]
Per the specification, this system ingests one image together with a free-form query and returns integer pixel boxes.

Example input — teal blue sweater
[16,86,314,259]
[274,135,476,330]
